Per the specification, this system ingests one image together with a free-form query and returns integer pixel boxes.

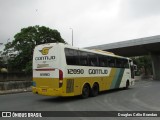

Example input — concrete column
[151,54,160,80]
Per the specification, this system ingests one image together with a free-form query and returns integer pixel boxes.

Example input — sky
[1,0,160,50]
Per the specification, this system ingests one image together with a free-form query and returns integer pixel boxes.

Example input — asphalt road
[0,79,160,120]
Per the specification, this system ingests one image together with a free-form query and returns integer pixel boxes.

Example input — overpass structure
[86,35,160,80]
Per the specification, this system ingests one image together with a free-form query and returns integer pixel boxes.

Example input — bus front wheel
[81,84,90,98]
[125,80,130,89]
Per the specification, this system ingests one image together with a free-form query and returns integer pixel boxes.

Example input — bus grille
[66,79,74,93]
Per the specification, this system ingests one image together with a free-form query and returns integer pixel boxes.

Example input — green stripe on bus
[110,68,125,89]
[115,68,125,88]
[110,68,120,89]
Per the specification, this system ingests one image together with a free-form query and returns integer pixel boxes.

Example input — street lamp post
[0,43,3,74]
[70,28,73,46]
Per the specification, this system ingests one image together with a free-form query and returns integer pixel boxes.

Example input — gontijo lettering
[89,69,108,74]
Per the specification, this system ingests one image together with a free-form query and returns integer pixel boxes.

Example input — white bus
[32,43,135,98]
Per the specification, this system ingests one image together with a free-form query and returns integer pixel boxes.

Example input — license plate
[42,89,47,92]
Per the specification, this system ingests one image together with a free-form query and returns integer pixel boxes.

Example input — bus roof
[35,43,129,60]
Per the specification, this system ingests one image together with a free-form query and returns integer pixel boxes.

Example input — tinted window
[115,58,129,68]
[98,55,108,67]
[79,51,88,66]
[108,57,116,67]
[65,48,129,68]
[88,53,98,66]
[116,58,123,68]
[65,48,79,65]
[123,59,129,68]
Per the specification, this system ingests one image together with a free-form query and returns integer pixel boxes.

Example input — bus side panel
[120,69,134,88]
[104,68,117,90]
[119,68,131,88]
[64,66,112,95]
[109,68,125,89]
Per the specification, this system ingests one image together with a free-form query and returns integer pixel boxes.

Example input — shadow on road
[38,95,82,103]
[37,88,132,103]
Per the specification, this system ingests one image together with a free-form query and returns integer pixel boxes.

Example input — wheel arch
[81,82,91,94]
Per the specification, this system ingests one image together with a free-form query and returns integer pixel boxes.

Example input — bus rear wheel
[90,83,99,97]
[81,84,90,98]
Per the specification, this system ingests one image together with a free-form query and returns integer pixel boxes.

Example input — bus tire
[81,84,90,99]
[125,80,130,89]
[90,83,99,97]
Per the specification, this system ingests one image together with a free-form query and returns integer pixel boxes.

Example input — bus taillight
[59,70,63,87]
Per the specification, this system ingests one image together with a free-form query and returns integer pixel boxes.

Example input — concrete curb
[0,87,32,95]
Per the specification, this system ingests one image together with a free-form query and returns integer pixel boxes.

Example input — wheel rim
[92,84,99,96]
[82,85,89,98]
[126,81,129,88]
[94,85,98,94]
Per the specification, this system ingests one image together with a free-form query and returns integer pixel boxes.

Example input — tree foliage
[131,55,152,75]
[4,25,65,73]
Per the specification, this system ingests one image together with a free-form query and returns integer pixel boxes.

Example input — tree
[131,55,152,75]
[4,25,66,73]
[0,51,4,69]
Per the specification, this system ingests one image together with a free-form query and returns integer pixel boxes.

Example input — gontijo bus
[32,43,135,98]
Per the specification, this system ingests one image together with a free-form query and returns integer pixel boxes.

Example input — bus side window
[65,48,79,65]
[65,48,73,65]
[108,57,115,67]
[98,55,108,67]
[79,51,88,66]
[74,50,80,65]
[88,53,98,67]
[115,58,129,68]
[123,59,129,68]
[116,58,123,68]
